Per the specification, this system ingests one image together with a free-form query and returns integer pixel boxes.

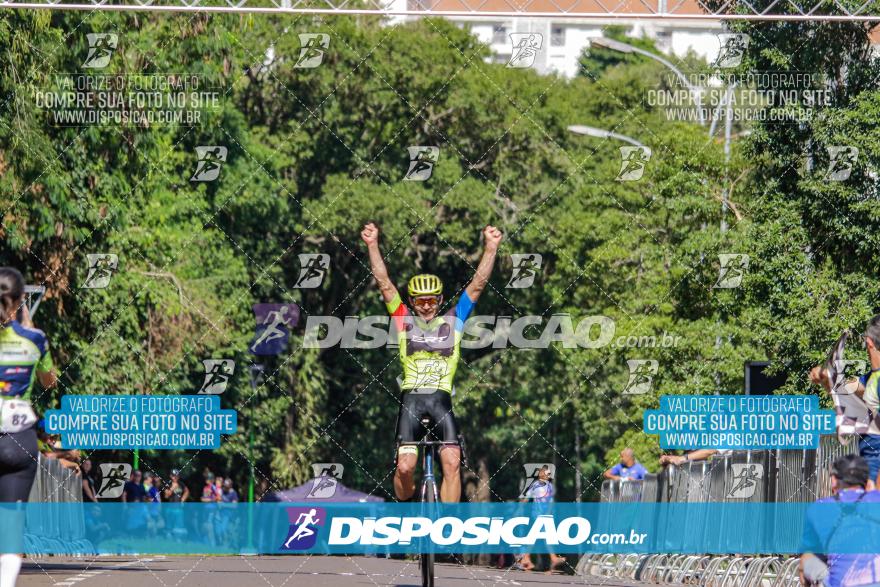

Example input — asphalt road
[18,555,633,587]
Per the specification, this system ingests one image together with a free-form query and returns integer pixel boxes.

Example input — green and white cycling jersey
[386,291,475,393]
[0,320,53,400]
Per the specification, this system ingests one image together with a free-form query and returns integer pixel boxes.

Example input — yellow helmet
[407,274,443,297]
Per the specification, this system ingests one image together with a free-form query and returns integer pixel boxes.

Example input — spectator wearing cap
[164,469,190,503]
[215,479,239,545]
[801,454,880,587]
[605,448,648,481]
[163,469,189,541]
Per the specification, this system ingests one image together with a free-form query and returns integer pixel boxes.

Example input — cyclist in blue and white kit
[0,268,57,587]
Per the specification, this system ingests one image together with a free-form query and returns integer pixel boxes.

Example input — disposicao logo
[282,507,326,550]
[327,515,592,547]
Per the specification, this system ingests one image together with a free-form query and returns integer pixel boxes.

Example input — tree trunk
[465,457,492,567]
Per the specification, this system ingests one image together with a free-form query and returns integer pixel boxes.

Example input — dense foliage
[1,8,878,501]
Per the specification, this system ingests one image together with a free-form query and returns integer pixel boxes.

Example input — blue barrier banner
[643,395,836,450]
[44,395,237,449]
[10,502,880,555]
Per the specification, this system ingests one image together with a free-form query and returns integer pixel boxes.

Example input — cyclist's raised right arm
[361,223,399,304]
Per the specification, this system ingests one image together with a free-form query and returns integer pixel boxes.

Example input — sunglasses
[412,297,440,308]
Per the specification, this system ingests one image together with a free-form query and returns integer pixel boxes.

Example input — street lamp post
[712,83,738,395]
[590,37,706,127]
[241,363,264,555]
[247,364,264,505]
[567,125,645,148]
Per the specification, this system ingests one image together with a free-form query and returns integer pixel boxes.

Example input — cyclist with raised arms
[361,222,502,503]
[0,268,57,587]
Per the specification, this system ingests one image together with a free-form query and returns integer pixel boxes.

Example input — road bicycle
[406,417,460,587]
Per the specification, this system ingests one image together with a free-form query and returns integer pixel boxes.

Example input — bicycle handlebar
[404,440,460,447]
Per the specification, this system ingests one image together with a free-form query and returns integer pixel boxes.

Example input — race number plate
[0,398,37,433]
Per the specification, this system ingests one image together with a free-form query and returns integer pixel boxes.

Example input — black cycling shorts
[0,428,38,502]
[396,390,459,446]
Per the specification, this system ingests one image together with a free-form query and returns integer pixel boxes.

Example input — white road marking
[52,555,151,586]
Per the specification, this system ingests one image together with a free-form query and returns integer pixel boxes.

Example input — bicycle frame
[416,438,460,501]
[412,429,457,587]
[420,437,438,502]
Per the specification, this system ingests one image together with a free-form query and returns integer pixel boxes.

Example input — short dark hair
[865,315,880,349]
[832,454,870,488]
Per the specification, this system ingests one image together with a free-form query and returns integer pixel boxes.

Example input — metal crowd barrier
[600,474,657,503]
[24,456,94,557]
[582,435,859,586]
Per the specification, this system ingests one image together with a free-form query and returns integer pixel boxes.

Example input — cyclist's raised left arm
[465,225,502,303]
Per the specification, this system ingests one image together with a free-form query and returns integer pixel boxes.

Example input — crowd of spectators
[83,466,243,544]
[61,449,243,545]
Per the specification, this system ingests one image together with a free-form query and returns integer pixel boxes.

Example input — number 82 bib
[0,398,37,434]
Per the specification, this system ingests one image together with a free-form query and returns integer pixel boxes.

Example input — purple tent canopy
[263,478,385,503]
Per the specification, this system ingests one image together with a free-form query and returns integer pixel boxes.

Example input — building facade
[388,0,726,77]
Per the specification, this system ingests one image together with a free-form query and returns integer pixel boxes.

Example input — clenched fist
[483,225,503,251]
[809,365,832,392]
[361,222,380,247]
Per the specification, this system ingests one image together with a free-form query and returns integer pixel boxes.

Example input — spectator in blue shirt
[604,448,648,481]
[801,454,880,587]
[122,470,148,503]
[122,469,149,532]
[220,479,239,503]
[147,476,162,503]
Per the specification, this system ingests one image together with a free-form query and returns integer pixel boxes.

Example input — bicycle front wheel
[420,477,435,587]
